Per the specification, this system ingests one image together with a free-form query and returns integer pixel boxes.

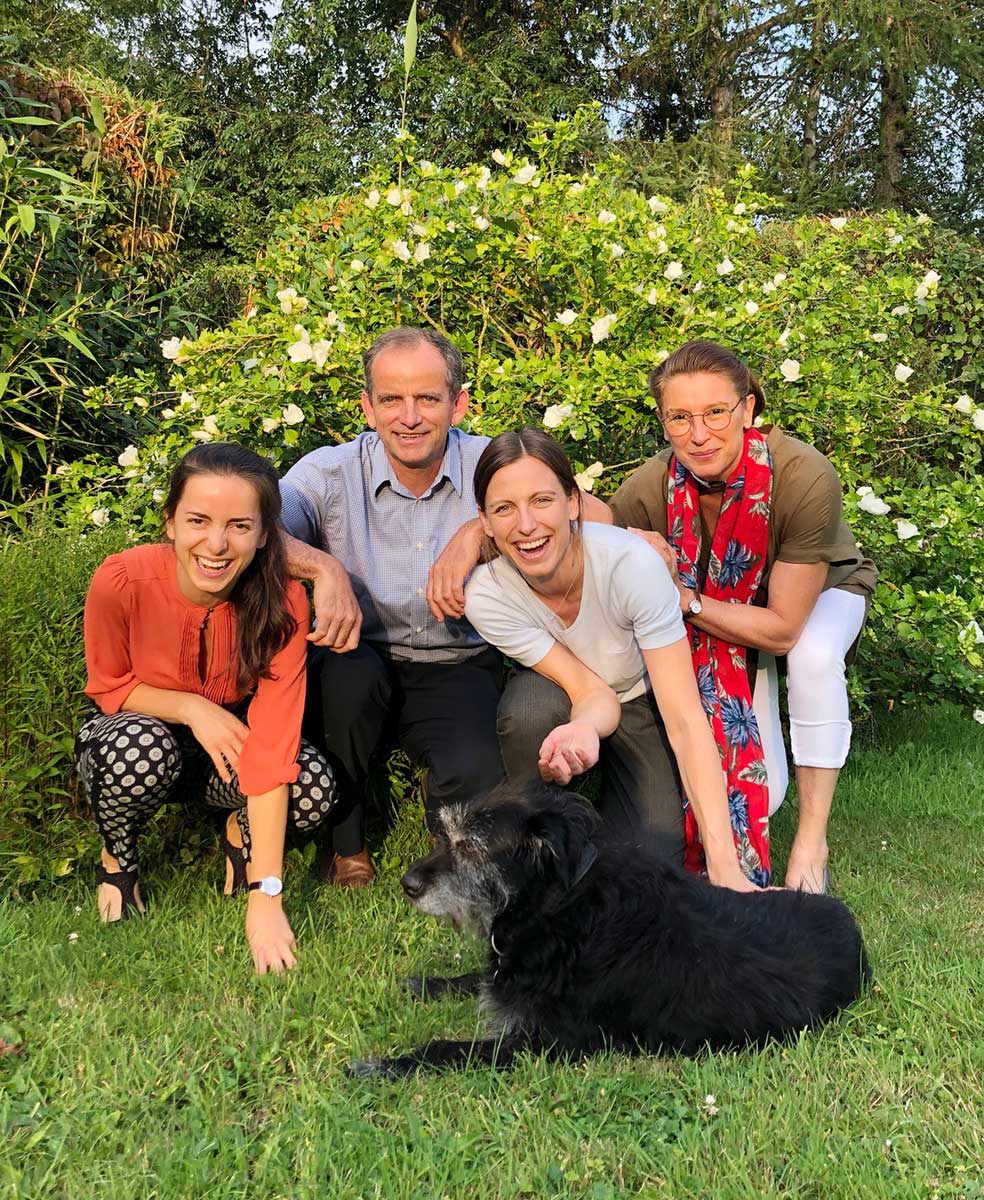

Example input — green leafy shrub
[49,123,984,715]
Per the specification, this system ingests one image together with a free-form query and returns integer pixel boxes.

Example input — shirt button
[416,626,423,633]
[416,542,424,550]
[417,588,424,596]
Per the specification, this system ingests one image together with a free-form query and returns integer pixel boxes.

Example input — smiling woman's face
[165,473,266,606]
[659,371,755,482]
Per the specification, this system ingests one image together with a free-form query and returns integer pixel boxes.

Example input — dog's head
[400,782,601,938]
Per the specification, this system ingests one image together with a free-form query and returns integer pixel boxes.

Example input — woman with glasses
[466,428,762,892]
[609,340,877,894]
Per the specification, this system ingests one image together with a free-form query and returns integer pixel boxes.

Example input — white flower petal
[597,210,616,226]
[779,358,801,382]
[894,363,914,383]
[282,403,305,426]
[857,493,891,515]
[591,314,616,343]
[829,216,848,231]
[664,260,683,281]
[91,507,110,527]
[543,403,574,430]
[716,257,735,275]
[555,309,578,326]
[894,519,919,540]
[161,337,182,360]
[117,445,139,468]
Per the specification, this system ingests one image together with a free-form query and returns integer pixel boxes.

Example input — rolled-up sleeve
[83,555,141,713]
[237,582,311,796]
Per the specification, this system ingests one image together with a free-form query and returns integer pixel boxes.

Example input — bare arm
[122,683,248,783]
[529,642,622,785]
[244,783,297,975]
[282,531,361,652]
[643,641,758,892]
[627,529,827,656]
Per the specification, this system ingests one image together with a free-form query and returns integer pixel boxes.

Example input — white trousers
[751,588,868,815]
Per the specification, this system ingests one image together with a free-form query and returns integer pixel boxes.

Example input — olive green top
[608,426,878,604]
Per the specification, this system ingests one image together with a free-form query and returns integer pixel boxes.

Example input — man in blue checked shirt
[278,327,503,886]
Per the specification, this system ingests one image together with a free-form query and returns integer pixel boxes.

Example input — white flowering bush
[51,120,984,711]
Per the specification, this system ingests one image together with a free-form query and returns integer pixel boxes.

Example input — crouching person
[76,443,338,974]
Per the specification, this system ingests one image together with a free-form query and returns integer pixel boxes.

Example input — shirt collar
[369,429,463,499]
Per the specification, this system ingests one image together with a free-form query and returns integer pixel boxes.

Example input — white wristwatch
[684,591,703,620]
[247,875,283,897]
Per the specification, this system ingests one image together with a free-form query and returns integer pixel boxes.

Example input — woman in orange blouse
[76,443,337,974]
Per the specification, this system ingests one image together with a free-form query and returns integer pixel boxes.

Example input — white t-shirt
[465,523,686,702]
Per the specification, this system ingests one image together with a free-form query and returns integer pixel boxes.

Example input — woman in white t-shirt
[464,429,759,891]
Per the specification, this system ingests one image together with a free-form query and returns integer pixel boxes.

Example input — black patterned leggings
[75,709,338,871]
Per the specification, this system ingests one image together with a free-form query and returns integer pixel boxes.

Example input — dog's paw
[400,975,427,1000]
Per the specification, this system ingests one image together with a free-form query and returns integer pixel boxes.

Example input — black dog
[351,783,870,1076]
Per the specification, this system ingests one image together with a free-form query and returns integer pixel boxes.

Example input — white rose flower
[476,166,491,191]
[953,394,973,414]
[152,489,165,503]
[542,403,575,430]
[161,408,176,420]
[282,403,305,426]
[973,708,984,724]
[777,327,792,347]
[664,260,684,281]
[858,492,891,515]
[413,242,431,263]
[914,283,930,301]
[261,416,280,433]
[856,486,873,497]
[591,313,617,343]
[569,180,585,194]
[656,239,669,254]
[597,210,616,226]
[491,149,509,166]
[647,195,669,214]
[364,189,380,209]
[474,215,490,231]
[400,200,412,216]
[716,257,735,275]
[959,620,984,646]
[915,212,931,224]
[453,179,468,195]
[411,223,428,237]
[287,339,314,363]
[761,280,776,294]
[733,201,746,215]
[555,309,578,326]
[385,186,402,206]
[242,358,260,370]
[91,507,110,527]
[312,339,332,369]
[392,239,412,262]
[972,409,984,432]
[923,269,940,286]
[871,332,888,343]
[574,468,602,492]
[513,163,538,185]
[202,415,220,437]
[161,337,182,360]
[894,363,914,383]
[779,358,801,382]
[117,445,139,468]
[894,519,919,540]
[646,287,659,305]
[192,429,212,442]
[773,273,787,285]
[891,305,910,316]
[609,243,624,258]
[829,216,848,231]
[744,300,759,316]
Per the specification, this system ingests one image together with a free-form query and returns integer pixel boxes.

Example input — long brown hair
[649,339,767,418]
[163,443,295,689]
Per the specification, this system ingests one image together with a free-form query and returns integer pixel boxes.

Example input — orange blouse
[83,542,310,797]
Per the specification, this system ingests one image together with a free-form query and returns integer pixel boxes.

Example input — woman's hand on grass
[538,721,600,785]
[185,696,249,783]
[246,895,297,975]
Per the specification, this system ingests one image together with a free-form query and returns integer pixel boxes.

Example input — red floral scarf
[666,428,773,886]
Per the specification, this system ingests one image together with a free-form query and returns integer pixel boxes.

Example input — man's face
[360,341,468,488]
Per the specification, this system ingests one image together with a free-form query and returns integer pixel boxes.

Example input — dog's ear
[523,796,598,890]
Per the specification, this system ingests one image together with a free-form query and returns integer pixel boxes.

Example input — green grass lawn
[2,707,983,1200]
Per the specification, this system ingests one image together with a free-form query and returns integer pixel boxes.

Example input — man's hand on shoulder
[282,532,361,653]
[427,518,484,621]
[309,557,362,651]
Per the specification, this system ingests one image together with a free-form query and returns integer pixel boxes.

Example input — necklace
[529,539,582,612]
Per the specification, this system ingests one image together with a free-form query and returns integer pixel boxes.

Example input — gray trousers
[496,670,686,864]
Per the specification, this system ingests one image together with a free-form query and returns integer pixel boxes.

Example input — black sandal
[219,827,248,896]
[95,863,143,921]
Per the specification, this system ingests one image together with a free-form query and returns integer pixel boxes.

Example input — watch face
[260,876,283,897]
[688,596,702,615]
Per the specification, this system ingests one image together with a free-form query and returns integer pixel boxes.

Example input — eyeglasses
[659,396,746,438]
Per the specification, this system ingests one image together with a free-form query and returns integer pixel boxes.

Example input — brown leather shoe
[322,848,374,889]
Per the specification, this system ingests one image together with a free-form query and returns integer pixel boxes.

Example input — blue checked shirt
[280,429,491,663]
